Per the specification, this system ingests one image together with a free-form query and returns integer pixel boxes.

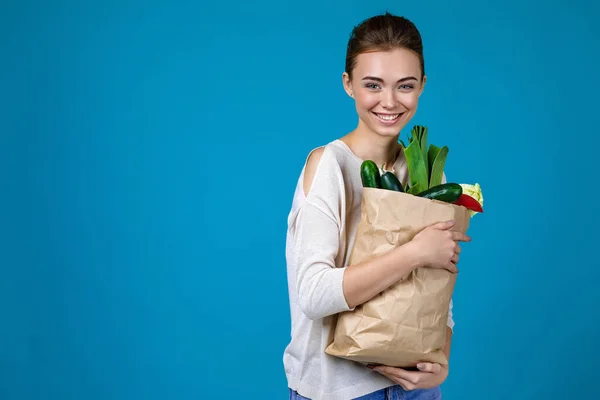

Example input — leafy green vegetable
[404,137,428,191]
[429,145,449,188]
[407,182,424,194]
[410,127,420,146]
[427,144,441,180]
[419,126,429,179]
[402,125,452,193]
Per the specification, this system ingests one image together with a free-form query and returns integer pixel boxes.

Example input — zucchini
[380,171,404,192]
[360,160,381,188]
[416,183,462,203]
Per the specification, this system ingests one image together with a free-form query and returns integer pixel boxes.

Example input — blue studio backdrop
[2,0,599,399]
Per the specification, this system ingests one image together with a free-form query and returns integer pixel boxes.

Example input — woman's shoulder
[300,139,355,198]
[304,139,358,171]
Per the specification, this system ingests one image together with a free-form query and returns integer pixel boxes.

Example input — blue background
[2,0,599,399]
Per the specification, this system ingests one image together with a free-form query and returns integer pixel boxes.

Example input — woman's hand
[368,362,449,390]
[410,220,471,273]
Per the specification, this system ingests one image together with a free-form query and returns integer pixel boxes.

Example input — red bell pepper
[454,194,483,213]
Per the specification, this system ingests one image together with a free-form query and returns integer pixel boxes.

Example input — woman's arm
[341,241,422,309]
[295,148,421,318]
[294,148,467,320]
[341,220,464,309]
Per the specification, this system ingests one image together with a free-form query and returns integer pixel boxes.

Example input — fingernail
[417,363,425,370]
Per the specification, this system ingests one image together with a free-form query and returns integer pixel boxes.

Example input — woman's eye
[365,83,381,89]
[399,84,414,90]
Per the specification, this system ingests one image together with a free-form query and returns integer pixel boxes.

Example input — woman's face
[343,48,426,139]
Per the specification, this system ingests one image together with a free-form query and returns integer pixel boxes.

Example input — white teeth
[375,113,401,121]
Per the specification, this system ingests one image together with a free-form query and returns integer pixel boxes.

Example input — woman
[283,12,470,400]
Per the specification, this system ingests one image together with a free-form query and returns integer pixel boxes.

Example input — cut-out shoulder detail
[302,147,325,197]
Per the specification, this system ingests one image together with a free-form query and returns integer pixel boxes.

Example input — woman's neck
[342,126,400,170]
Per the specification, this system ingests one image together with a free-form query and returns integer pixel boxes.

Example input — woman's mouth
[373,112,404,125]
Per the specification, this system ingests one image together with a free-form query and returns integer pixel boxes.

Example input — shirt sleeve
[291,149,354,320]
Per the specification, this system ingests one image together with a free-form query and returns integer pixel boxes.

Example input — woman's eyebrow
[361,76,418,82]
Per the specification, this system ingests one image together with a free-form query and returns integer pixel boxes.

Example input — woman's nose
[381,89,397,109]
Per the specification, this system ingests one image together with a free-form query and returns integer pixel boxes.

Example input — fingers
[450,231,471,242]
[373,366,420,384]
[431,220,456,230]
[373,369,414,390]
[454,244,461,254]
[451,243,461,265]
[396,377,416,391]
[417,363,441,373]
[370,364,443,391]
[371,365,398,377]
[446,262,459,274]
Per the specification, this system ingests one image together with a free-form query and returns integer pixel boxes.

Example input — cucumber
[416,183,462,203]
[380,171,404,192]
[360,160,381,188]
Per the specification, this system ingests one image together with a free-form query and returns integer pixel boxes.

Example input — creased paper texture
[325,187,470,367]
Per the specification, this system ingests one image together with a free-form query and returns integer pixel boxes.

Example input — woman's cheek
[405,93,422,109]
[358,93,381,110]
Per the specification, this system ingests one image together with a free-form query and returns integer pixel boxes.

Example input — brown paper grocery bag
[325,187,471,368]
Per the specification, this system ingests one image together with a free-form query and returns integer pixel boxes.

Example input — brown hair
[345,12,425,80]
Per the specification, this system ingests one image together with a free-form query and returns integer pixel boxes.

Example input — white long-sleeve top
[283,139,454,400]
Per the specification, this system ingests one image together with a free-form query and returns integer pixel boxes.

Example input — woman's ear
[342,72,354,98]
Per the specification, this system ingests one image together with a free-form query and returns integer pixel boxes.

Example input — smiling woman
[343,49,424,135]
[282,12,467,400]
